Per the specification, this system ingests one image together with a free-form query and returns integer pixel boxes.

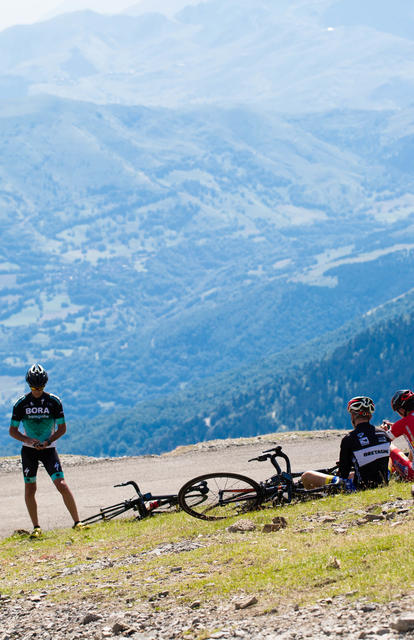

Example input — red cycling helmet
[347,396,375,416]
[391,389,414,413]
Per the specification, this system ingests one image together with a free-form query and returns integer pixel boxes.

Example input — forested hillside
[60,299,414,457]
[2,0,414,457]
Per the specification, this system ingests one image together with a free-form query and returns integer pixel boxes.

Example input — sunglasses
[30,386,45,391]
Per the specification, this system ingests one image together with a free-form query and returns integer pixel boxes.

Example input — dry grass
[0,479,412,612]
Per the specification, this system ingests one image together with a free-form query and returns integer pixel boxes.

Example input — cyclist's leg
[390,443,414,480]
[40,448,81,524]
[301,470,338,490]
[21,446,40,527]
[54,477,81,523]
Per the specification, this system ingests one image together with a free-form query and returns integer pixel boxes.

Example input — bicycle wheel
[178,472,262,521]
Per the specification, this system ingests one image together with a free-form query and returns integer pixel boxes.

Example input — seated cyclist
[301,396,391,491]
[381,389,414,481]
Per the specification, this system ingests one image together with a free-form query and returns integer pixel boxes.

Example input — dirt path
[0,431,345,537]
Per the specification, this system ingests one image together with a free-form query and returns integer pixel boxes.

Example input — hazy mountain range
[2,0,414,109]
[1,0,413,454]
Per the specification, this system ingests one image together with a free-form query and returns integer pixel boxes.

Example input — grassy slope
[1,479,412,631]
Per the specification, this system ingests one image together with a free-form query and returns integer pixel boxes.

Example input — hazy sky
[0,0,135,32]
[0,0,202,31]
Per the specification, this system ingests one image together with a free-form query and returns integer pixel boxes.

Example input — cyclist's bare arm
[37,423,67,449]
[9,423,66,449]
[9,425,40,448]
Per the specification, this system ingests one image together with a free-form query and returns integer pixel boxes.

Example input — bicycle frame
[248,446,296,503]
[252,446,340,505]
[82,480,179,524]
[217,487,257,505]
[178,445,340,520]
[83,479,209,525]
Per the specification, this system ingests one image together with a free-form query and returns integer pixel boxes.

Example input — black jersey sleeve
[48,393,65,421]
[338,432,353,480]
[10,395,27,426]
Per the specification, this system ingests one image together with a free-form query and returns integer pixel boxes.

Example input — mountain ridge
[1,0,414,109]
[1,0,414,456]
[2,97,414,444]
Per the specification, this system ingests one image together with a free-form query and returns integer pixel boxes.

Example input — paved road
[0,432,344,538]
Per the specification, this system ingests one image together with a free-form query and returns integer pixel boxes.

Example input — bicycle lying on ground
[178,445,339,521]
[82,480,208,524]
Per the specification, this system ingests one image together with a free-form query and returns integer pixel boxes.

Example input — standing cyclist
[9,364,86,537]
[302,396,391,490]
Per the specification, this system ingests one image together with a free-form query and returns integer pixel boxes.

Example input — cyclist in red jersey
[382,389,414,481]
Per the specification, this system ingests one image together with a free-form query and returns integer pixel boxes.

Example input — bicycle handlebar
[248,445,291,475]
[114,481,154,502]
[114,480,141,495]
[262,446,283,454]
[248,454,271,462]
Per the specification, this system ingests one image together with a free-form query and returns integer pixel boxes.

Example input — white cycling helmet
[347,396,375,416]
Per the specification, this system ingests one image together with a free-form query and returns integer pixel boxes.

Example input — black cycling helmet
[26,363,48,388]
[391,389,414,413]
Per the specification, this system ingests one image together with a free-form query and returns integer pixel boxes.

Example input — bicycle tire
[178,472,262,521]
